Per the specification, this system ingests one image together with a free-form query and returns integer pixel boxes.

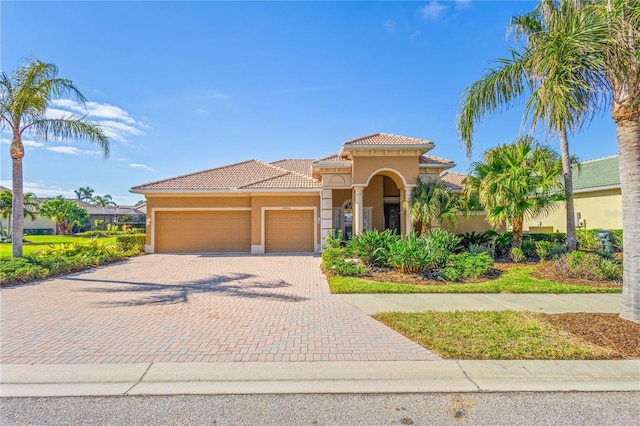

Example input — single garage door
[155,211,251,253]
[265,210,314,253]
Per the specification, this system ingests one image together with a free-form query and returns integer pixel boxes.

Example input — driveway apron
[0,254,439,364]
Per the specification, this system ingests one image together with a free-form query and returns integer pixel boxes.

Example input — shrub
[510,247,524,263]
[534,241,554,262]
[321,247,347,268]
[23,228,55,236]
[521,240,536,258]
[550,243,567,259]
[524,233,567,245]
[388,232,431,274]
[439,267,460,282]
[458,231,494,250]
[331,259,368,277]
[422,229,462,268]
[348,229,398,267]
[0,257,48,285]
[116,234,146,254]
[611,230,623,251]
[576,229,603,252]
[492,231,514,257]
[599,259,623,281]
[467,243,492,256]
[552,251,622,281]
[324,229,344,249]
[446,252,494,279]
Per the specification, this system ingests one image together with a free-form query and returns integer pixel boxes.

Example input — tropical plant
[465,136,565,249]
[74,186,94,203]
[0,189,38,237]
[38,196,89,235]
[0,58,109,257]
[510,247,525,263]
[457,0,640,322]
[534,240,554,262]
[348,229,398,267]
[446,252,494,279]
[92,194,116,207]
[403,179,458,235]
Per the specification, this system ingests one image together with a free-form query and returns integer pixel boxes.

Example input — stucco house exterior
[131,133,492,254]
[523,155,622,233]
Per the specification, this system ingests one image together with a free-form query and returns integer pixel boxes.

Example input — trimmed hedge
[24,228,55,236]
[116,234,146,253]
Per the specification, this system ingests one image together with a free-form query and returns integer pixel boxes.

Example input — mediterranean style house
[131,133,490,254]
[523,155,622,233]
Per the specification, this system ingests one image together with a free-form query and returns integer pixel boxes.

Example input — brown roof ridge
[237,170,290,189]
[343,132,431,145]
[131,159,262,189]
[260,159,318,184]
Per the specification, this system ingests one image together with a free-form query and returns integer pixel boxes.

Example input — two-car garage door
[155,211,251,253]
[154,209,314,253]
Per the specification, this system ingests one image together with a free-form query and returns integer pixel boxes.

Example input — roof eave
[343,143,434,151]
[419,163,455,170]
[573,184,620,194]
[130,188,321,195]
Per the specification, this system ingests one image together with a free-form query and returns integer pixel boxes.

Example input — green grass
[328,266,621,294]
[0,235,117,259]
[373,310,617,360]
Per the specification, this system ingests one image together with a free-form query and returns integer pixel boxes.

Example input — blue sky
[1,0,619,205]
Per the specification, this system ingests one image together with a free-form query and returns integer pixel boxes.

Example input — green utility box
[595,230,615,254]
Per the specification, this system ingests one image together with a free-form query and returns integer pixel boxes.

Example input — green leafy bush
[23,228,55,236]
[1,239,136,286]
[348,229,398,267]
[439,267,460,282]
[116,234,146,253]
[524,233,566,244]
[576,229,603,252]
[550,243,567,259]
[324,229,344,249]
[446,252,493,279]
[331,260,368,277]
[598,259,623,281]
[321,247,347,269]
[521,240,536,258]
[467,243,492,256]
[388,232,431,274]
[611,230,623,251]
[534,241,554,262]
[510,247,524,263]
[422,229,462,268]
[492,231,514,257]
[457,231,494,250]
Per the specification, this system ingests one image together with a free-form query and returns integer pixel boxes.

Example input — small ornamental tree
[39,196,89,235]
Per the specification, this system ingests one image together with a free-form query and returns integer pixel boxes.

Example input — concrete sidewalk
[2,360,638,397]
[335,293,622,315]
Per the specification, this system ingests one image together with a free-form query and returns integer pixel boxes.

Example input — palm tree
[0,58,109,256]
[39,196,89,235]
[458,0,604,253]
[92,194,116,207]
[403,179,457,235]
[74,186,95,203]
[464,137,565,249]
[0,189,38,237]
[458,0,640,322]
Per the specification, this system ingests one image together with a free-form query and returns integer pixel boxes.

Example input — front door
[384,204,401,234]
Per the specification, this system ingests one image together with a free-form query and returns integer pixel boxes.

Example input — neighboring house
[132,133,497,254]
[0,186,145,234]
[523,155,621,233]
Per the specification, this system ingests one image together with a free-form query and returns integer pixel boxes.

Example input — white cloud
[455,0,472,10]
[45,146,102,156]
[23,140,45,147]
[45,99,148,143]
[195,108,209,115]
[0,180,75,198]
[130,163,156,172]
[419,2,449,22]
[207,90,229,100]
[116,157,129,162]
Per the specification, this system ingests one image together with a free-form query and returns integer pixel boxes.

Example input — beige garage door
[155,211,251,253]
[265,210,314,253]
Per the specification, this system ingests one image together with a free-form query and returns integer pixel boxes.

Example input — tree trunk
[615,109,640,323]
[10,133,25,258]
[512,216,524,249]
[559,127,577,251]
[56,220,66,236]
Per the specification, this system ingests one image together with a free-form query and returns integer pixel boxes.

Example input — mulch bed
[540,313,640,358]
[531,260,622,288]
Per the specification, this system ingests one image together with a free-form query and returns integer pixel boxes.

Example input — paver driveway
[1,254,439,364]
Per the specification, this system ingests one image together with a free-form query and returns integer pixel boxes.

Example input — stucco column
[354,186,364,235]
[404,187,412,236]
[321,189,333,248]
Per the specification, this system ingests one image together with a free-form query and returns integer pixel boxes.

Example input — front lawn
[328,266,622,294]
[0,235,116,259]
[373,311,638,359]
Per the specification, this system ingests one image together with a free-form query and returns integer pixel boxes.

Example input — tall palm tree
[458,0,603,253]
[0,58,109,256]
[465,137,565,249]
[458,0,640,322]
[403,179,457,235]
[74,186,95,203]
[92,194,116,207]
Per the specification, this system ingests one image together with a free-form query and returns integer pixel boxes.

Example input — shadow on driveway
[67,273,308,306]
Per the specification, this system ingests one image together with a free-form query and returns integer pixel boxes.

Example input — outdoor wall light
[146,218,151,225]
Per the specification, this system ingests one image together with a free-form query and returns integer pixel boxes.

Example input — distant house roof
[440,171,467,192]
[573,155,620,191]
[0,186,11,192]
[420,155,455,168]
[132,159,321,192]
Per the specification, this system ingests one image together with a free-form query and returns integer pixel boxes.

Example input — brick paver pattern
[1,255,439,364]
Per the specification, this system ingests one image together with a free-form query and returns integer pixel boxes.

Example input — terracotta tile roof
[440,171,467,192]
[270,159,314,177]
[316,153,349,162]
[343,132,433,146]
[419,155,455,166]
[132,159,321,191]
